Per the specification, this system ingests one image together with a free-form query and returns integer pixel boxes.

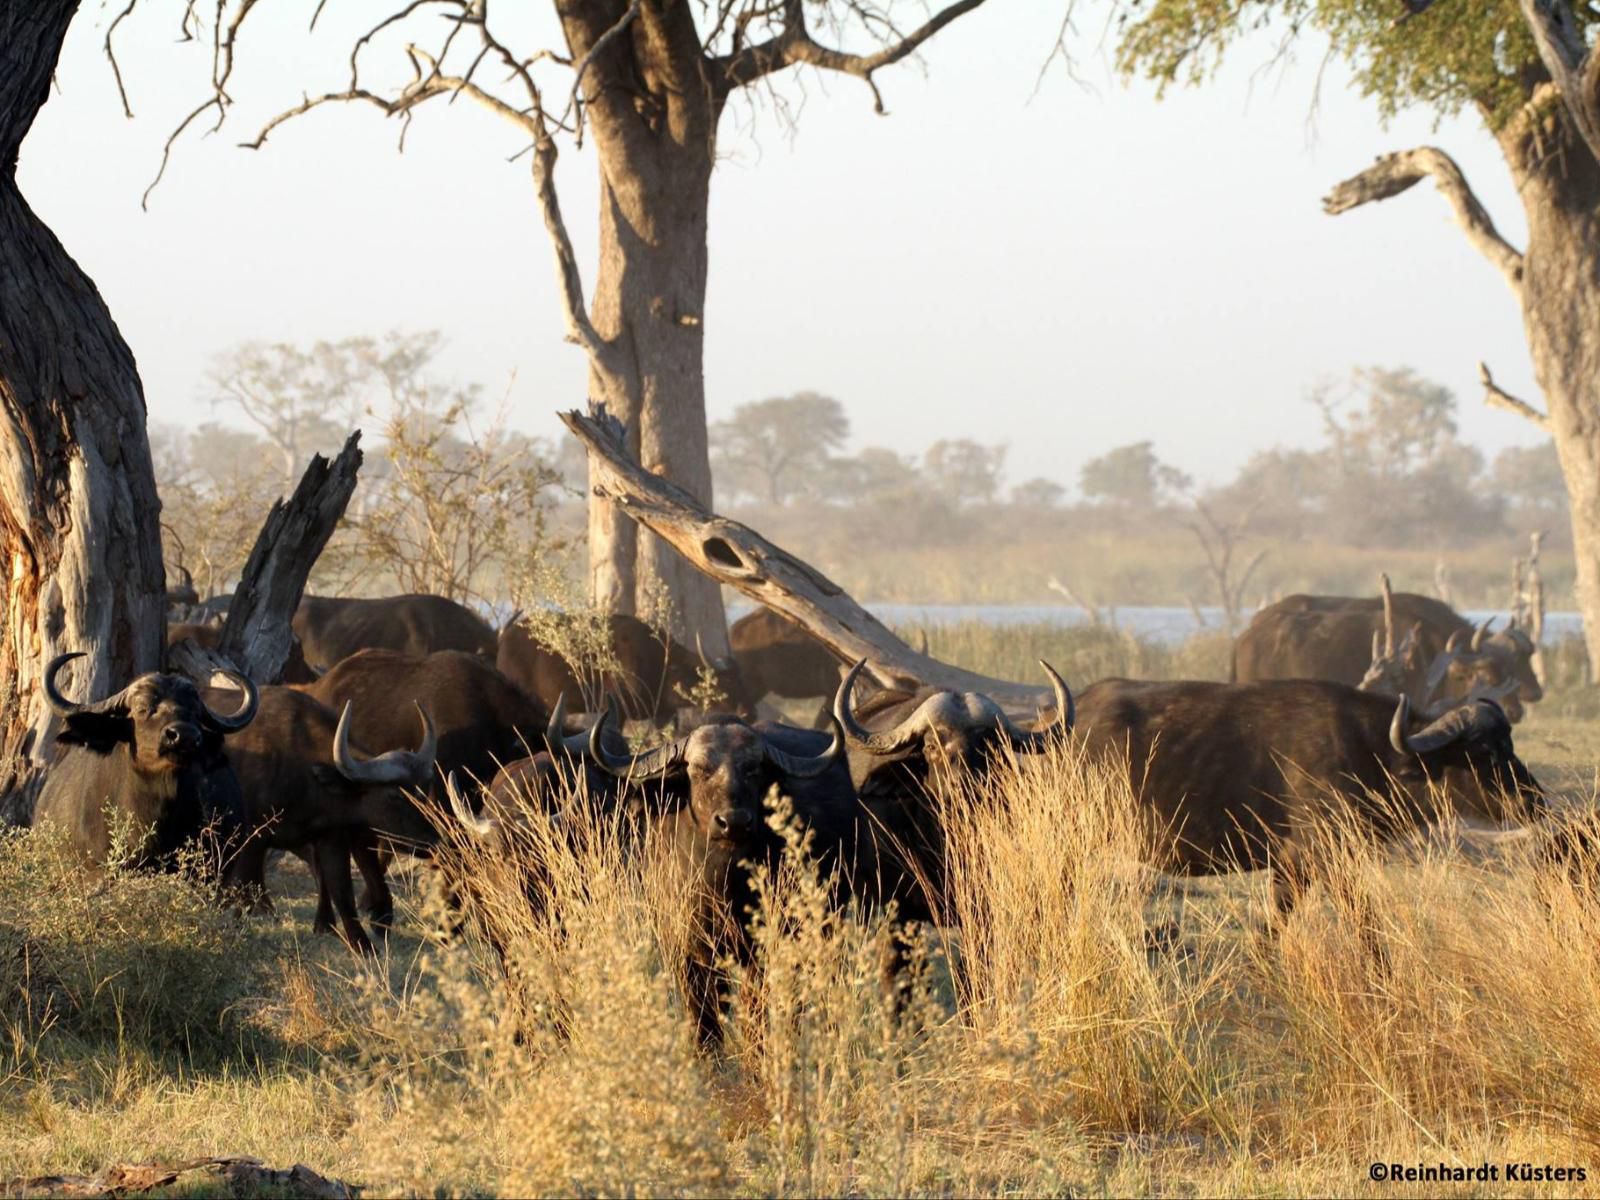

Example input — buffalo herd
[16,582,1567,1045]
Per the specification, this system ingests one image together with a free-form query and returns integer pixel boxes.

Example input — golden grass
[4,728,1600,1197]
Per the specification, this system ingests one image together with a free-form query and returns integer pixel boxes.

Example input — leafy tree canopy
[1114,0,1552,129]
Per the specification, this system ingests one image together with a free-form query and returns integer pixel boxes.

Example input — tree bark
[562,408,1061,711]
[167,433,362,683]
[1496,92,1600,680]
[562,1,731,662]
[0,1,165,788]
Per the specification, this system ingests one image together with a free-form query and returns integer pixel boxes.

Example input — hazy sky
[19,3,1545,493]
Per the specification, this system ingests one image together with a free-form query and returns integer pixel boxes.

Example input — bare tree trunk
[0,1,164,787]
[1500,103,1600,680]
[569,3,730,662]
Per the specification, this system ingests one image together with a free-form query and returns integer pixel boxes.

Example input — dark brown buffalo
[833,660,1074,800]
[496,614,752,723]
[298,648,549,924]
[32,653,258,873]
[1233,590,1542,721]
[730,607,845,704]
[293,593,496,669]
[1072,678,1544,930]
[168,621,318,684]
[582,706,940,1046]
[301,649,546,796]
[208,685,437,952]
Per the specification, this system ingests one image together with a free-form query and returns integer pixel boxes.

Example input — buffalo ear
[57,710,134,754]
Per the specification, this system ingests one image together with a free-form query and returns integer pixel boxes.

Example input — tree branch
[1323,147,1525,299]
[1517,0,1600,165]
[716,0,990,110]
[561,407,1060,710]
[1478,360,1553,433]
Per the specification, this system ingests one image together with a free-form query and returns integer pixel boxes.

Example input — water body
[725,601,1584,648]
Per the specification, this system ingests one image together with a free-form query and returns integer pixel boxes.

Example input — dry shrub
[0,827,273,1067]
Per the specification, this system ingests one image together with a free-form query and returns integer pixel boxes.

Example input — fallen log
[168,433,362,686]
[3,1155,357,1199]
[560,407,1056,711]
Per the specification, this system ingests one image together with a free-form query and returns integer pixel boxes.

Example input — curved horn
[333,701,436,785]
[43,652,89,716]
[1471,616,1495,653]
[1379,572,1396,657]
[545,691,570,754]
[1393,695,1484,755]
[1446,629,1468,655]
[833,659,928,757]
[998,661,1075,752]
[198,669,258,732]
[764,715,846,780]
[588,701,686,782]
[1390,694,1413,756]
[447,771,495,839]
[1370,630,1383,666]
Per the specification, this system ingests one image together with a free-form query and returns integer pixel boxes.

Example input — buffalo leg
[359,841,395,919]
[312,837,374,955]
[297,845,337,935]
[353,832,394,932]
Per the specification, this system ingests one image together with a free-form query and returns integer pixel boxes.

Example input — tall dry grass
[4,749,1600,1195]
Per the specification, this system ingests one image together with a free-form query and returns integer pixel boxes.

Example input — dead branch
[1478,360,1552,432]
[1046,574,1108,627]
[1323,148,1525,298]
[4,1156,356,1199]
[169,433,362,684]
[717,0,990,109]
[562,406,1058,709]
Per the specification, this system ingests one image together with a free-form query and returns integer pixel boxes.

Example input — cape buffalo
[293,593,497,669]
[215,685,437,953]
[729,608,846,705]
[587,706,935,1046]
[496,614,752,723]
[832,660,1074,799]
[1234,589,1542,720]
[297,648,549,924]
[1071,678,1544,930]
[33,653,258,873]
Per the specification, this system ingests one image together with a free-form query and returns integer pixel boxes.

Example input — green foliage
[1114,0,1549,130]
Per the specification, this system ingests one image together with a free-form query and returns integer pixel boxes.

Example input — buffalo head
[588,707,845,848]
[1388,694,1544,821]
[832,659,1074,778]
[47,651,257,772]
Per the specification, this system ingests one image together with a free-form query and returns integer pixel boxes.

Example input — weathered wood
[168,433,362,683]
[561,407,1058,710]
[3,1155,357,1199]
[0,1,166,817]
